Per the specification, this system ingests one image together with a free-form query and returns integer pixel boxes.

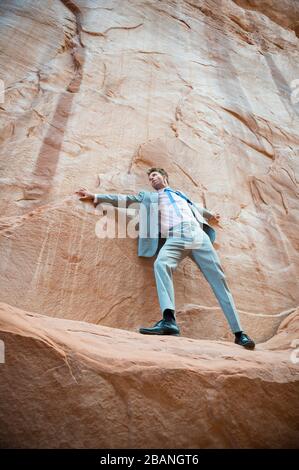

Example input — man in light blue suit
[76,168,255,349]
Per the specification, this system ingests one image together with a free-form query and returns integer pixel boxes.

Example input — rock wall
[0,0,299,341]
[0,302,298,448]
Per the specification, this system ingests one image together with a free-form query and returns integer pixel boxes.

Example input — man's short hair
[147,167,169,182]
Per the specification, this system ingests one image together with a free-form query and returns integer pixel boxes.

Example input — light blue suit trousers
[154,221,243,333]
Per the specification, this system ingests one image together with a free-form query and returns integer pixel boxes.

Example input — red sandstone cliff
[0,0,298,448]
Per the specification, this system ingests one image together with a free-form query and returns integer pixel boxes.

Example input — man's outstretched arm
[194,203,220,224]
[75,188,145,208]
[178,190,220,224]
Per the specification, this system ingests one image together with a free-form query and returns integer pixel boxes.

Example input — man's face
[148,171,168,190]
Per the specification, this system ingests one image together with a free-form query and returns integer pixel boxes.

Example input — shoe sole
[242,342,255,350]
[139,330,180,336]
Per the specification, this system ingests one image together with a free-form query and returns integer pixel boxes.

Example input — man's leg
[139,235,189,335]
[154,236,190,318]
[190,235,255,349]
[190,230,243,333]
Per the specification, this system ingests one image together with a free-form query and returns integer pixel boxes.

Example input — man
[76,167,255,349]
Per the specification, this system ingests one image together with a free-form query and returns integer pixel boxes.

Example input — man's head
[147,167,169,191]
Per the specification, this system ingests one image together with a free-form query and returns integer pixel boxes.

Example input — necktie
[164,188,193,217]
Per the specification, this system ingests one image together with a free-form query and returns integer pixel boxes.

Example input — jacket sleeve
[194,203,214,221]
[179,190,214,222]
[94,191,145,208]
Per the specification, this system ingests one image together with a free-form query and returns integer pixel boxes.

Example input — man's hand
[75,187,95,201]
[209,212,220,224]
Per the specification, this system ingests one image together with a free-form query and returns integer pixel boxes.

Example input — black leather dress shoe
[139,319,180,336]
[235,332,255,350]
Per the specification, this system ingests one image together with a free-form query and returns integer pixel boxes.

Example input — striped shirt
[158,187,197,236]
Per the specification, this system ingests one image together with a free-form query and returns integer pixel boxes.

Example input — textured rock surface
[0,2,299,341]
[232,0,299,35]
[0,302,299,448]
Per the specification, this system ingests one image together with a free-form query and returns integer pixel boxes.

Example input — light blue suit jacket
[94,190,216,257]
